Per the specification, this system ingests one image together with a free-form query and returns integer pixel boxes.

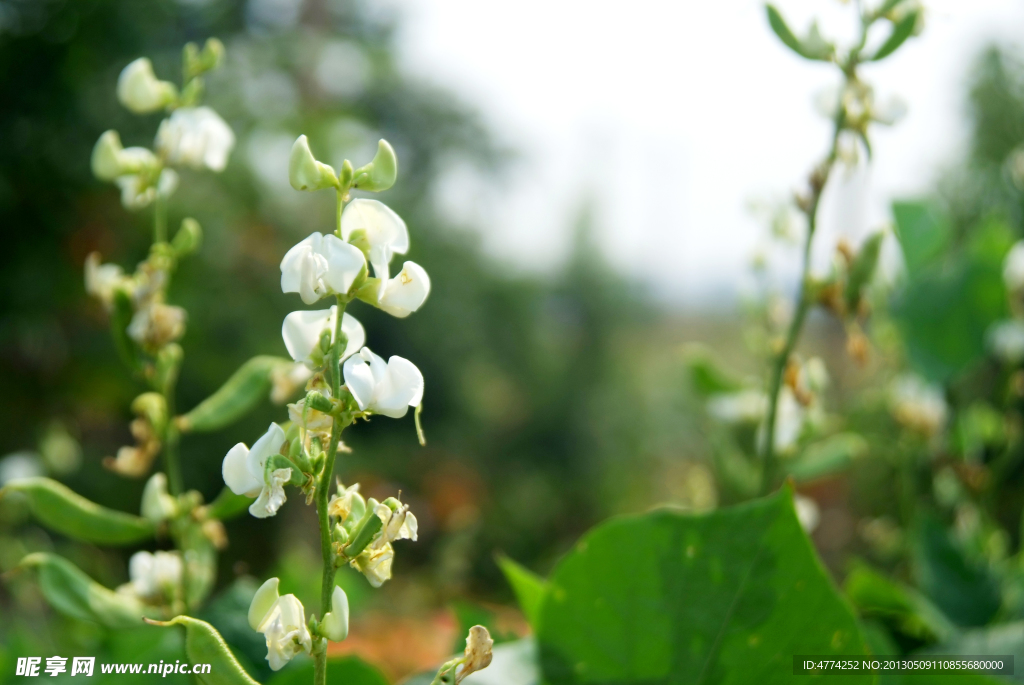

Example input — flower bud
[155,343,184,396]
[289,135,338,191]
[117,58,178,114]
[140,472,177,523]
[320,586,350,642]
[132,392,168,437]
[92,131,126,181]
[352,139,398,192]
[172,218,203,257]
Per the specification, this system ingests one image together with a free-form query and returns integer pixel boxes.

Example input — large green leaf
[892,202,950,277]
[892,217,1011,382]
[497,554,549,628]
[912,517,1001,628]
[844,561,955,642]
[535,489,870,684]
[2,477,155,544]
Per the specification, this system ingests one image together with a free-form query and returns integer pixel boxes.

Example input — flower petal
[320,234,366,296]
[379,261,430,318]
[343,353,376,411]
[320,586,350,641]
[339,199,408,278]
[222,442,262,497]
[248,577,280,631]
[282,307,334,364]
[246,423,287,482]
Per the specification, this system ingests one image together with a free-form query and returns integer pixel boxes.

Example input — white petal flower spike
[281,306,365,365]
[221,423,292,518]
[248,578,313,671]
[155,106,235,172]
[343,347,424,419]
[378,261,431,318]
[280,232,366,304]
[340,199,409,284]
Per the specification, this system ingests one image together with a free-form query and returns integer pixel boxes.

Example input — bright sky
[389,0,1024,305]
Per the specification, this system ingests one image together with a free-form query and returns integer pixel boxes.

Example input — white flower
[343,347,424,419]
[128,550,182,600]
[287,396,333,436]
[140,472,177,523]
[707,390,767,424]
[320,586,350,642]
[989,320,1024,364]
[155,106,235,172]
[281,306,365,366]
[378,261,430,318]
[221,423,292,518]
[280,232,366,304]
[794,495,820,533]
[84,253,128,309]
[1005,241,1024,293]
[890,374,947,436]
[269,362,313,404]
[116,168,178,211]
[772,388,805,454]
[340,199,409,285]
[247,578,312,671]
[127,302,187,348]
[352,543,394,588]
[372,500,418,547]
[117,58,176,114]
[91,131,158,182]
[328,482,365,523]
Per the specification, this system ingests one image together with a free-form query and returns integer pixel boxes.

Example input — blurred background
[4,0,1024,681]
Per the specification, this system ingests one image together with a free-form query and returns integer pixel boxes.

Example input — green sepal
[305,391,334,414]
[205,486,254,521]
[19,552,148,629]
[146,615,260,685]
[871,10,919,61]
[178,356,290,433]
[2,477,155,544]
[266,454,308,488]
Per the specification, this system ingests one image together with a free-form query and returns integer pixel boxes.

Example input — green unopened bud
[155,343,184,393]
[289,135,338,191]
[172,218,203,257]
[381,496,402,512]
[306,391,334,414]
[288,434,303,459]
[202,38,226,71]
[92,131,125,181]
[354,276,382,307]
[131,393,167,442]
[183,38,225,81]
[339,159,354,189]
[318,329,333,355]
[332,523,349,546]
[117,57,178,114]
[352,139,398,192]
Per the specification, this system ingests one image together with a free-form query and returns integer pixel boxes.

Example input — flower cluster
[91,40,234,211]
[220,133,428,671]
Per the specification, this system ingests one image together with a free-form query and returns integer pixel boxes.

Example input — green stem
[759,79,852,496]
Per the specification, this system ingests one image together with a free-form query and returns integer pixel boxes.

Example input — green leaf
[871,10,919,61]
[784,433,868,482]
[892,202,950,277]
[893,217,1011,382]
[206,486,254,521]
[267,656,389,685]
[146,615,261,685]
[912,516,1001,628]
[2,477,155,544]
[179,356,290,433]
[765,5,832,61]
[497,555,549,628]
[844,561,955,643]
[922,622,1024,684]
[19,552,146,629]
[683,344,745,397]
[535,489,870,684]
